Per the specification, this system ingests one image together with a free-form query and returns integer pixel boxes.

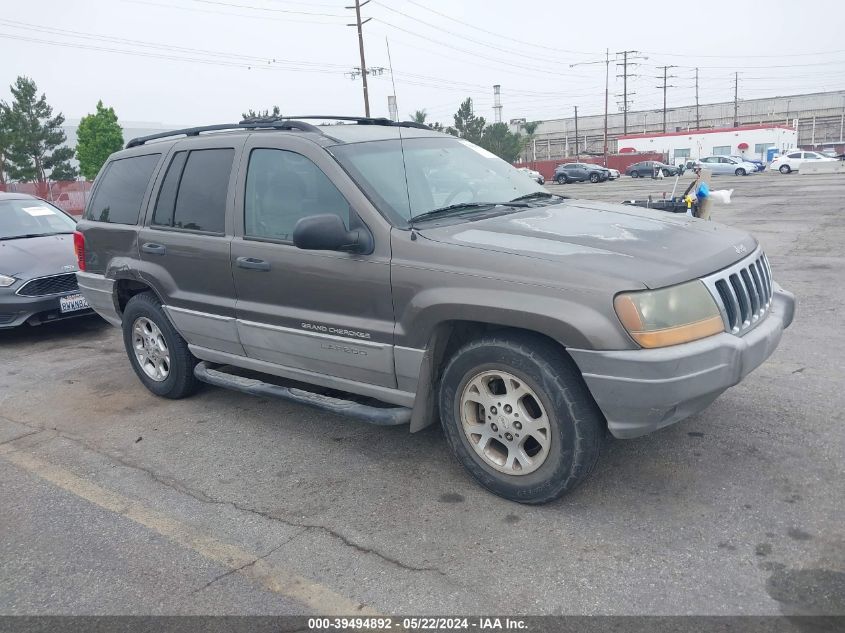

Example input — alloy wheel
[460,370,551,475]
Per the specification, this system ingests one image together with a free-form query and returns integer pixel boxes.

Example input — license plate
[59,293,89,313]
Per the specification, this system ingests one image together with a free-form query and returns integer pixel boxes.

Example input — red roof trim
[618,124,795,141]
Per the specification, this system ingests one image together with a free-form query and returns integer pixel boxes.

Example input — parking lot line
[0,442,379,616]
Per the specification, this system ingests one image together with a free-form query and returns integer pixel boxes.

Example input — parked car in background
[553,162,609,184]
[517,167,544,185]
[696,156,759,176]
[625,161,680,178]
[606,168,620,180]
[769,150,837,173]
[0,192,93,329]
[732,156,765,172]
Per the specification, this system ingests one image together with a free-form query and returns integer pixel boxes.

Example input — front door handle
[236,256,271,271]
[141,242,166,256]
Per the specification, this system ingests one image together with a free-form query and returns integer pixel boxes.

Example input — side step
[193,361,411,426]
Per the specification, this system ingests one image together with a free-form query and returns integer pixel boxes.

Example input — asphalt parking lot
[1,171,843,616]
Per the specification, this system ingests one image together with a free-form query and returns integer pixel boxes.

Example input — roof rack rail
[281,115,432,130]
[125,116,435,148]
[125,119,323,149]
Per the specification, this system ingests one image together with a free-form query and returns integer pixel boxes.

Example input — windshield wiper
[509,191,556,202]
[0,232,72,241]
[409,202,497,224]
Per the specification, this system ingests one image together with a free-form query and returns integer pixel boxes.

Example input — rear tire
[735,168,746,176]
[438,332,603,504]
[122,292,198,399]
[779,164,791,174]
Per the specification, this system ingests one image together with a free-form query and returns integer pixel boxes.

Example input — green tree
[479,122,523,163]
[409,109,427,124]
[242,105,281,120]
[446,98,485,144]
[76,100,124,180]
[0,76,76,182]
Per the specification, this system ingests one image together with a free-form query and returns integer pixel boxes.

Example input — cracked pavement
[1,172,844,615]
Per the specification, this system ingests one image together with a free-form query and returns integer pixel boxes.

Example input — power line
[655,65,677,132]
[616,50,646,134]
[346,0,372,117]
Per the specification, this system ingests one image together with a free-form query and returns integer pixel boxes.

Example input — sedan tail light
[73,231,86,272]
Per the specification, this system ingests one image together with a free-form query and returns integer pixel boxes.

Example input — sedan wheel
[631,171,639,178]
[556,175,567,184]
[589,173,600,183]
[779,164,791,174]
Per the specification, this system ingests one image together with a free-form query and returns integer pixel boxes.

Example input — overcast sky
[3,0,845,128]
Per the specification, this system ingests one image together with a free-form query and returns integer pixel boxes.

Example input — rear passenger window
[152,148,233,233]
[244,149,349,241]
[86,154,160,224]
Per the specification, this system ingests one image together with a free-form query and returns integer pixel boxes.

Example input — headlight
[614,280,724,348]
[0,274,16,287]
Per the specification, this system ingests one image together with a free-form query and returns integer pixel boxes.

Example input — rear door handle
[236,256,271,271]
[141,242,166,255]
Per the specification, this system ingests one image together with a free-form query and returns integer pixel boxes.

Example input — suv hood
[418,199,757,289]
[0,234,78,280]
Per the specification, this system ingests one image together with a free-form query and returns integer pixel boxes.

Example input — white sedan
[695,156,759,176]
[768,150,837,174]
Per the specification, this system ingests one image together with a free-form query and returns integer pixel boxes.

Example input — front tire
[555,175,567,184]
[438,332,603,504]
[735,168,746,176]
[122,292,198,399]
[589,173,600,183]
[779,164,791,174]
[631,170,639,178]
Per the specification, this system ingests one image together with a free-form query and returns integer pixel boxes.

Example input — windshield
[331,136,545,225]
[0,199,76,239]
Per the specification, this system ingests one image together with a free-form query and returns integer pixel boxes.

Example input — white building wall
[617,126,798,165]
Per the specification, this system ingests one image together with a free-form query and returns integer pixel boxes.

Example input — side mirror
[292,214,372,254]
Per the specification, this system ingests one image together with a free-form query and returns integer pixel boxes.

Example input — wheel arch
[408,318,595,433]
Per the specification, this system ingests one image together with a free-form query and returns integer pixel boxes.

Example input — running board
[194,361,411,426]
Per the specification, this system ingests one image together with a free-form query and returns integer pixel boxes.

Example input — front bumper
[0,287,94,329]
[568,286,795,439]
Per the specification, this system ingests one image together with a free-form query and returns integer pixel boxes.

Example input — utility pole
[656,65,677,133]
[615,50,646,135]
[570,49,610,165]
[347,0,372,117]
[733,72,739,127]
[574,106,579,158]
[695,67,700,130]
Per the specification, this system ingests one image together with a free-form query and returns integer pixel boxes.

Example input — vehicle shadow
[0,314,110,348]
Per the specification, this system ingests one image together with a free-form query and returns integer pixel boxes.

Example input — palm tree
[520,120,541,162]
[410,109,428,124]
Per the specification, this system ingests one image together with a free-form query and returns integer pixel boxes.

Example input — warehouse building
[515,89,845,162]
[616,125,798,166]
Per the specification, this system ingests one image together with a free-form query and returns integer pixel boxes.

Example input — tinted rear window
[86,154,160,224]
[171,149,233,233]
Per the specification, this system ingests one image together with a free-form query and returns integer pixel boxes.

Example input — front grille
[16,273,79,297]
[702,249,773,335]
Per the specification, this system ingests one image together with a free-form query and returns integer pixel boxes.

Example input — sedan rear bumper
[568,286,795,438]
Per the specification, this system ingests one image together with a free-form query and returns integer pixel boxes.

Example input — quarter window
[86,154,161,224]
[244,149,349,241]
[152,149,233,233]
